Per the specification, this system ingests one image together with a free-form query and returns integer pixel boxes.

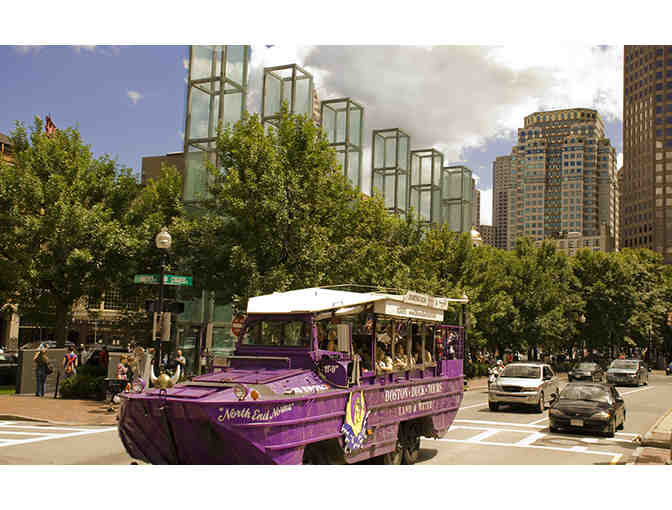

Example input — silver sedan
[488,362,561,413]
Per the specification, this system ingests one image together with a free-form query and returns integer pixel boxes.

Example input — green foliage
[0,118,183,346]
[59,374,106,400]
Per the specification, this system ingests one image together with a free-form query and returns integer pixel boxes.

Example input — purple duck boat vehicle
[118,287,467,464]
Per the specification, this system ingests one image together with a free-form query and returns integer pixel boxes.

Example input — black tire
[488,401,499,411]
[383,441,403,465]
[617,411,625,430]
[535,392,545,413]
[403,436,420,465]
[644,375,648,386]
[549,424,559,433]
[605,417,616,438]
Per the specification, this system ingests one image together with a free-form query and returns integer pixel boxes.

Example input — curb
[642,407,672,449]
[0,413,118,427]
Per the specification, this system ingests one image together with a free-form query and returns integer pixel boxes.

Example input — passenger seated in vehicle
[354,339,372,370]
[375,345,393,374]
[393,344,410,371]
[326,329,337,351]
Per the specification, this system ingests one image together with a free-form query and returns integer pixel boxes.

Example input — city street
[0,372,668,465]
[418,371,672,465]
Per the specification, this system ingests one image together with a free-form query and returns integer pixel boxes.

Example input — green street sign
[134,274,159,284]
[134,274,193,286]
[164,275,193,287]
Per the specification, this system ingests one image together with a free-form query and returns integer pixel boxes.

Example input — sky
[1,4,650,227]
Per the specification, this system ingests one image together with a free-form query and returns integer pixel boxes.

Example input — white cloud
[127,90,143,104]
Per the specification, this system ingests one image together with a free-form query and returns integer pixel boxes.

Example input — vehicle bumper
[488,391,539,405]
[549,415,611,434]
[606,375,637,385]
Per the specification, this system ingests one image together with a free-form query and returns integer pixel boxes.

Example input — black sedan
[0,353,19,385]
[549,382,625,437]
[567,362,604,383]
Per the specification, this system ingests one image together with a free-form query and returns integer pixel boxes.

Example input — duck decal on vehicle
[341,390,370,454]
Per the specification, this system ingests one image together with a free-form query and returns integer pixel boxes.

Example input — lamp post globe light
[155,227,172,371]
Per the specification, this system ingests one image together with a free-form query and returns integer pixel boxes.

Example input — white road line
[458,401,489,410]
[571,445,588,452]
[0,431,52,436]
[0,427,117,449]
[527,416,549,425]
[435,437,616,457]
[620,386,655,396]
[455,419,545,428]
[516,431,546,446]
[467,429,500,442]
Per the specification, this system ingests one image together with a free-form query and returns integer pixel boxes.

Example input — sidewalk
[0,394,118,426]
[631,405,672,465]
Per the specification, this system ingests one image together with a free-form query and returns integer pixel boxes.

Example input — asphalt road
[418,371,672,465]
[0,372,669,465]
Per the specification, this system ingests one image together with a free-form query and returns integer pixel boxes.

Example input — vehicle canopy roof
[247,287,467,322]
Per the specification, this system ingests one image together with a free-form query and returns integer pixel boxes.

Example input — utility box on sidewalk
[17,349,66,396]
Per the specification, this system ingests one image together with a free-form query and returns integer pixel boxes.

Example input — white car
[488,362,560,413]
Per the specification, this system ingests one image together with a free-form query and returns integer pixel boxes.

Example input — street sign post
[135,274,193,286]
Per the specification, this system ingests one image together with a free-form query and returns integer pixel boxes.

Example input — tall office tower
[507,108,619,251]
[472,182,481,227]
[492,155,513,249]
[622,45,672,263]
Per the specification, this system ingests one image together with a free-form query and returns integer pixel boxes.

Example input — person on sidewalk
[63,346,78,380]
[33,344,50,397]
[99,345,109,372]
[116,355,128,380]
[79,344,90,366]
[175,350,186,381]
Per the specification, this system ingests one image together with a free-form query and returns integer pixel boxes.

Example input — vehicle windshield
[500,365,541,379]
[560,385,611,404]
[576,363,596,371]
[241,320,311,347]
[610,360,638,370]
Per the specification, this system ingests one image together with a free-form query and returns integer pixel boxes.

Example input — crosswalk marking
[0,422,117,449]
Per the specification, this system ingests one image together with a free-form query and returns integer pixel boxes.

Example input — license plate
[570,419,584,427]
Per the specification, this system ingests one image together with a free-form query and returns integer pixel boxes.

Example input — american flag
[45,115,57,137]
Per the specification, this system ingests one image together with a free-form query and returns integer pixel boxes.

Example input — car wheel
[644,375,648,386]
[382,441,403,465]
[549,424,559,433]
[536,392,545,413]
[605,417,616,438]
[488,401,499,411]
[618,411,626,430]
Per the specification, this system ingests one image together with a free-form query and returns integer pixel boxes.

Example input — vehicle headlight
[233,383,248,401]
[590,410,610,420]
[549,408,565,417]
[628,373,637,377]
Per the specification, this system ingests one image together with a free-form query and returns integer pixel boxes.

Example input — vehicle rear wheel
[488,401,499,411]
[400,422,421,465]
[535,392,545,413]
[382,441,403,465]
[403,436,420,465]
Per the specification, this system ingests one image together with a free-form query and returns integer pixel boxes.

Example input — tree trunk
[54,300,71,348]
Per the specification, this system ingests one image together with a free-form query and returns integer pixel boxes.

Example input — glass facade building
[183,45,250,204]
[409,149,443,227]
[440,165,473,232]
[262,64,314,126]
[321,98,364,189]
[371,128,410,217]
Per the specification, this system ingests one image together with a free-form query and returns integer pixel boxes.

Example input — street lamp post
[155,226,172,372]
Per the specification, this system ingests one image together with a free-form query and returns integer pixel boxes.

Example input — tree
[178,108,359,305]
[0,118,183,347]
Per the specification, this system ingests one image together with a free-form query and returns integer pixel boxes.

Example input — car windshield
[241,320,311,347]
[560,385,611,404]
[576,363,596,370]
[610,360,638,370]
[500,365,540,379]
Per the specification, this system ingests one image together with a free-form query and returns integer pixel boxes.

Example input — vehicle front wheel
[604,417,616,438]
[617,411,626,430]
[488,401,499,411]
[535,392,545,413]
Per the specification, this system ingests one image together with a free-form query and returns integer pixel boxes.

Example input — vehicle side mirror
[544,375,551,380]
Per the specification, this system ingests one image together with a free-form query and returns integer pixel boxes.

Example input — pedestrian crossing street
[0,421,117,449]
[425,418,638,464]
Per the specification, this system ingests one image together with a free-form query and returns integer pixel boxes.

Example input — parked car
[21,341,77,350]
[666,361,672,376]
[568,361,604,383]
[488,362,560,413]
[0,353,19,385]
[549,382,625,437]
[606,359,648,386]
